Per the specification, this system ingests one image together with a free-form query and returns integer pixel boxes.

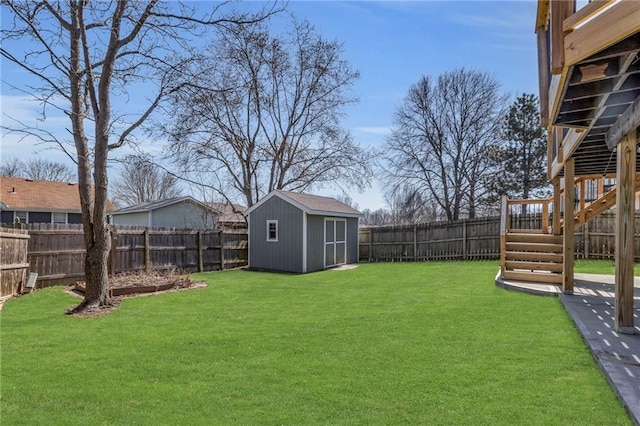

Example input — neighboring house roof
[246,190,363,218]
[208,202,246,224]
[109,196,218,216]
[0,176,117,212]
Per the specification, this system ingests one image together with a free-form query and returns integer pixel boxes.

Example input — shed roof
[0,176,117,212]
[246,190,363,218]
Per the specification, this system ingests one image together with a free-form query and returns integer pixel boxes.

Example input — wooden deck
[502,0,640,333]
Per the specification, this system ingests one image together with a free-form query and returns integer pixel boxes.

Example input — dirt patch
[66,270,206,317]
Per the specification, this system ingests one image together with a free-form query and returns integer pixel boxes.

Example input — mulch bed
[66,270,206,317]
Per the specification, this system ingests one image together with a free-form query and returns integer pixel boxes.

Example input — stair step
[505,251,563,263]
[505,260,563,273]
[505,242,563,253]
[507,233,562,244]
[503,270,562,284]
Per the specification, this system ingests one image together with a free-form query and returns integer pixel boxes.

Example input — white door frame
[324,218,347,268]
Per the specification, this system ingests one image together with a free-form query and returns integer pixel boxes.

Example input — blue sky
[1,1,543,210]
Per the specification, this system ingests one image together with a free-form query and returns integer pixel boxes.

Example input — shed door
[325,218,346,268]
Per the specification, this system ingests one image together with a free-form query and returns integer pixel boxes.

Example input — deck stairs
[571,174,640,227]
[502,176,640,285]
[502,233,563,284]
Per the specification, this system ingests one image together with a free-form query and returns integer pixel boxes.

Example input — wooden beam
[562,159,575,294]
[551,0,574,74]
[536,0,550,31]
[565,1,640,67]
[606,95,640,149]
[537,27,550,127]
[563,0,617,32]
[562,128,586,161]
[615,128,636,334]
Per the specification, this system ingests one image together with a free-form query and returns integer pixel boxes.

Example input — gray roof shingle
[276,190,362,216]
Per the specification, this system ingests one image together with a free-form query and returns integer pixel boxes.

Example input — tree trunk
[67,228,112,313]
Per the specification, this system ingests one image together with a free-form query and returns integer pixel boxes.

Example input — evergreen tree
[492,94,549,200]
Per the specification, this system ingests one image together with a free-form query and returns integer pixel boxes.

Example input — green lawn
[575,258,640,275]
[1,262,631,425]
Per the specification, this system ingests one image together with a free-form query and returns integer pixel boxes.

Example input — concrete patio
[496,273,640,425]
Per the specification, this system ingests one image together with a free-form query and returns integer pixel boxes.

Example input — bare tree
[384,69,507,220]
[111,155,182,207]
[360,208,392,226]
[1,157,75,181]
[161,18,373,207]
[1,1,279,314]
[22,158,76,182]
[0,158,23,177]
[385,188,438,225]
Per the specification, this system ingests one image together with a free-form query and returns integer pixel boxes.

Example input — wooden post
[563,159,575,294]
[413,225,417,261]
[462,219,467,261]
[219,230,225,270]
[598,176,604,197]
[197,231,204,272]
[615,129,636,334]
[542,200,550,234]
[579,178,586,224]
[500,196,507,277]
[551,0,573,74]
[109,231,117,276]
[552,177,562,235]
[368,229,373,262]
[144,229,150,273]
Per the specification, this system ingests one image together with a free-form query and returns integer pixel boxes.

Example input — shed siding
[306,215,325,272]
[111,211,149,226]
[152,201,215,229]
[347,217,359,263]
[306,215,359,272]
[249,196,303,273]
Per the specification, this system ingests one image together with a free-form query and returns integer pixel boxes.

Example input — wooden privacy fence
[21,224,248,288]
[360,213,640,263]
[359,217,502,262]
[574,212,640,260]
[0,227,30,297]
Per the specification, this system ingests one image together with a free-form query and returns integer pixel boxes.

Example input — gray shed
[245,190,363,273]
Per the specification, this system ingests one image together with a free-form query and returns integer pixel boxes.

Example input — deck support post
[615,128,636,334]
[562,159,575,295]
[552,177,561,235]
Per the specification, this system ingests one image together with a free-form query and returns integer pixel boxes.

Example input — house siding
[249,196,303,273]
[152,201,215,228]
[111,211,149,226]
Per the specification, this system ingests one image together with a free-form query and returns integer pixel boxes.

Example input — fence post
[368,229,373,262]
[144,229,150,272]
[219,230,225,270]
[584,221,590,260]
[413,225,417,261]
[197,231,204,272]
[462,219,467,261]
[109,230,117,276]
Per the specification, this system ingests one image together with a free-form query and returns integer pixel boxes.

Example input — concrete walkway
[497,273,640,425]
